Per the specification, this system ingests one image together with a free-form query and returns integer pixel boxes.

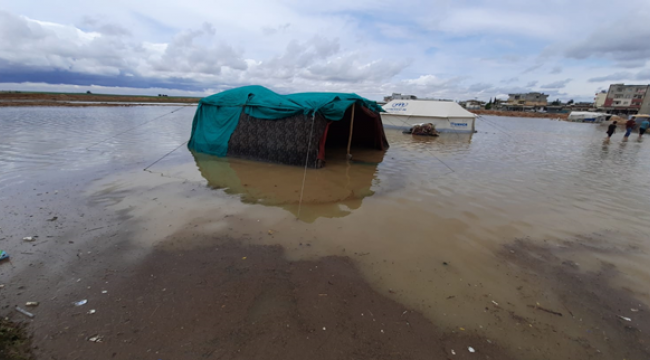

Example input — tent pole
[346,103,355,160]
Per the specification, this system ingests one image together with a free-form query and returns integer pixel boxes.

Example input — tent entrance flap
[322,104,388,156]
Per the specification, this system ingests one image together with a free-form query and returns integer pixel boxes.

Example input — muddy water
[2,107,650,359]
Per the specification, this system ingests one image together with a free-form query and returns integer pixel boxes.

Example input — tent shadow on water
[191,149,385,222]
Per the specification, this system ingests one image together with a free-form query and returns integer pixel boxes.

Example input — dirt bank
[471,110,568,120]
[20,239,514,360]
[0,92,200,106]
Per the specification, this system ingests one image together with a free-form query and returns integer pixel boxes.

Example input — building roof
[383,100,476,119]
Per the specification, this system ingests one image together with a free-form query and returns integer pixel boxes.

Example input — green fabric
[188,85,383,157]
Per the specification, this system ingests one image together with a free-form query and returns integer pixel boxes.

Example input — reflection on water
[191,148,385,222]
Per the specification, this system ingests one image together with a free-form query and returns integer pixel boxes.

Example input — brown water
[2,106,650,359]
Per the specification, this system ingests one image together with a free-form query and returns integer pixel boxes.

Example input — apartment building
[603,84,649,115]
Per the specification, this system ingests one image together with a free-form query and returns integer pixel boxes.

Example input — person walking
[623,118,636,141]
[639,118,650,140]
[606,121,617,141]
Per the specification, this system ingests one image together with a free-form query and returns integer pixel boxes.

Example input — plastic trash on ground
[15,307,34,318]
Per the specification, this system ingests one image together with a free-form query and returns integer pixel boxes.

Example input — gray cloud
[635,69,650,80]
[151,24,247,75]
[526,81,538,87]
[467,83,493,92]
[80,16,131,37]
[262,23,291,35]
[522,63,543,74]
[588,72,632,82]
[563,10,650,67]
[550,66,562,74]
[588,69,650,82]
[500,76,519,84]
[0,11,410,93]
[540,79,571,89]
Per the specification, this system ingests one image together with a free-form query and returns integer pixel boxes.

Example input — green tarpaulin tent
[188,85,389,168]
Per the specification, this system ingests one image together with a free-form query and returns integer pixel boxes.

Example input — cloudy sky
[1,0,649,101]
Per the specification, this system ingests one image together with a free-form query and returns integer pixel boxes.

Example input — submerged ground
[1,106,649,359]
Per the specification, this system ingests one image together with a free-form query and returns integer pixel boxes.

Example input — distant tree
[567,99,574,105]
[485,102,492,110]
[551,99,561,106]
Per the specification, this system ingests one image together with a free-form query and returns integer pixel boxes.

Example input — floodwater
[2,106,650,359]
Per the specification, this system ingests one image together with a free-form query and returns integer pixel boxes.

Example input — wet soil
[0,317,34,360]
[499,238,650,359]
[29,239,513,360]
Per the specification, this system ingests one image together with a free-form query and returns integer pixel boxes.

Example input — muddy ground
[500,238,650,359]
[26,240,515,360]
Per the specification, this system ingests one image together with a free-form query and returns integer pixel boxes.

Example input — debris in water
[242,257,247,260]
[631,308,639,312]
[468,346,476,353]
[23,237,35,242]
[322,327,326,331]
[88,335,103,343]
[618,315,632,322]
[87,309,96,314]
[25,302,39,307]
[73,299,88,306]
[0,250,8,261]
[491,300,499,306]
[101,290,108,294]
[443,262,448,266]
[459,327,465,331]
[527,304,563,316]
[47,217,58,221]
[15,307,34,318]
[268,230,274,235]
[451,350,456,355]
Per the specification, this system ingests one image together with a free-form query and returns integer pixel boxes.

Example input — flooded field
[1,106,649,359]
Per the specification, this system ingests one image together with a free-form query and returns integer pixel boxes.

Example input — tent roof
[200,85,383,121]
[383,100,477,119]
[189,85,384,158]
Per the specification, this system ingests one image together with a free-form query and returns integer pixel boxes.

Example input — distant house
[86,91,92,94]
[460,100,484,110]
[594,91,607,108]
[384,93,417,103]
[507,92,548,106]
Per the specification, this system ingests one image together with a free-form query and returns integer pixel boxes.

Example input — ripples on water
[0,106,193,187]
[2,108,649,233]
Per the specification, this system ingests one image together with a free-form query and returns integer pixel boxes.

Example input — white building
[594,91,607,108]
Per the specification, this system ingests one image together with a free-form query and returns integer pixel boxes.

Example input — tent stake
[346,103,356,160]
